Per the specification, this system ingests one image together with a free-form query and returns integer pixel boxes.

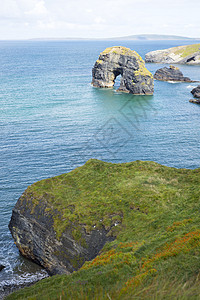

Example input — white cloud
[0,1,21,18]
[85,9,93,13]
[0,0,199,39]
[37,20,80,30]
[25,0,48,16]
[94,17,106,24]
[37,20,56,29]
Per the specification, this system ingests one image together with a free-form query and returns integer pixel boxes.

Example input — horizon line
[0,34,200,42]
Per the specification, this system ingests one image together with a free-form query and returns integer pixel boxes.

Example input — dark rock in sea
[91,46,154,95]
[0,264,5,272]
[154,65,195,82]
[191,85,200,98]
[9,170,115,275]
[189,99,200,104]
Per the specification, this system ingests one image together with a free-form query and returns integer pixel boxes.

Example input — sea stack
[92,46,154,95]
[154,65,195,82]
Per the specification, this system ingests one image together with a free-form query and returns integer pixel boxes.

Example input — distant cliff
[145,43,200,65]
[110,34,197,41]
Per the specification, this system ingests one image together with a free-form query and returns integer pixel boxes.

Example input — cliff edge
[9,160,118,275]
[7,159,200,299]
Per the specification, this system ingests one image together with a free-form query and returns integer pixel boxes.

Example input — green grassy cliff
[173,43,200,58]
[145,43,200,65]
[7,159,200,299]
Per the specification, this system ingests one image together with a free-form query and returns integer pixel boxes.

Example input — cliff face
[145,43,200,65]
[92,46,154,95]
[9,176,115,275]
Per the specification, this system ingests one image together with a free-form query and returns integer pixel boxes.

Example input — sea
[0,39,200,293]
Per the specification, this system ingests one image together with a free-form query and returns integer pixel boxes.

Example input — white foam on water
[0,234,48,291]
[186,85,197,89]
[0,270,48,291]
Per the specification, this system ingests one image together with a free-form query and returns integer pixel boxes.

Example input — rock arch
[92,46,154,95]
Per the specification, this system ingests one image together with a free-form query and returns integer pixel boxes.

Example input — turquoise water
[0,40,200,288]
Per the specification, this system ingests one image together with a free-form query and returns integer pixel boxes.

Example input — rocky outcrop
[92,46,154,95]
[9,196,114,275]
[189,85,200,104]
[154,65,195,82]
[191,85,200,98]
[9,160,121,276]
[145,43,200,65]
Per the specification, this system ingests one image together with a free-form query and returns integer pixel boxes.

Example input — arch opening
[113,70,122,89]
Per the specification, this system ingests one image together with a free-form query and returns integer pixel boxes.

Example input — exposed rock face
[145,43,200,65]
[154,65,194,82]
[191,85,200,98]
[92,46,154,95]
[9,190,115,275]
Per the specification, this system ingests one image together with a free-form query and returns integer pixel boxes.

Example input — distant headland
[29,34,199,41]
[145,43,200,65]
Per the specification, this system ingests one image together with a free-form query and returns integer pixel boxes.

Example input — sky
[0,0,199,40]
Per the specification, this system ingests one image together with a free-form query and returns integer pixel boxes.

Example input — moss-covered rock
[9,176,115,275]
[92,46,154,95]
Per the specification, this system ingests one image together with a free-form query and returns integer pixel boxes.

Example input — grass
[7,159,200,299]
[173,43,200,58]
[100,46,139,57]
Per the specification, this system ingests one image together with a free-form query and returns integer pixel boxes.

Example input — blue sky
[0,0,199,39]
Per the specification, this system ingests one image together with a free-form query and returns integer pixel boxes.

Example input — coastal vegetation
[145,43,200,65]
[7,159,200,299]
[174,43,200,58]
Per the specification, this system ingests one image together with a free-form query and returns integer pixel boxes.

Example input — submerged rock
[191,85,200,98]
[0,264,5,272]
[189,98,200,104]
[154,65,194,82]
[92,46,154,95]
[145,43,200,65]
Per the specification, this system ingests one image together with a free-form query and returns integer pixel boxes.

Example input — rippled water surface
[0,39,200,288]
